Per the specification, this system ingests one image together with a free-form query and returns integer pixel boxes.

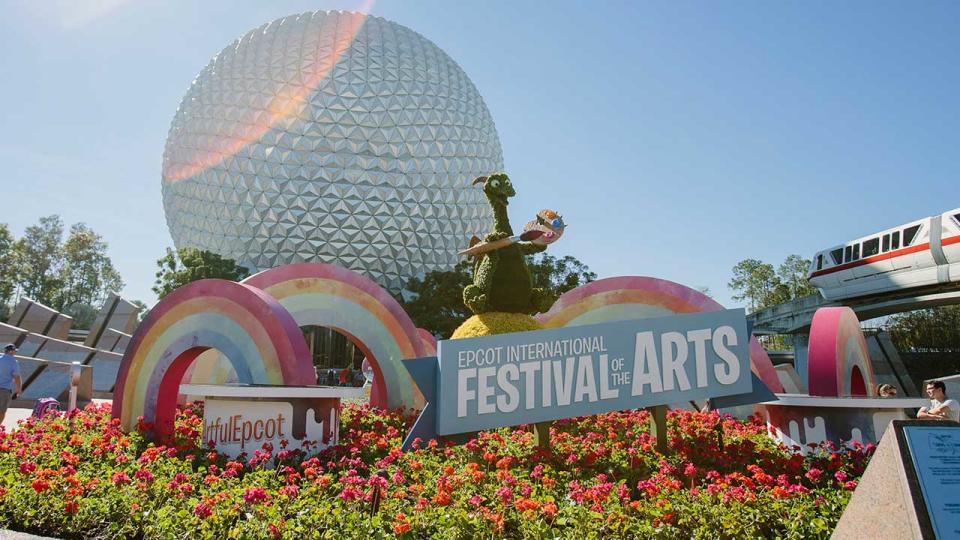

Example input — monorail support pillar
[793,334,810,390]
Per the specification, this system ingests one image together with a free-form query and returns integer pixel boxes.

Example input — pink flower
[194,503,212,518]
[111,472,131,486]
[834,470,848,483]
[243,487,269,504]
[338,487,363,502]
[805,468,822,482]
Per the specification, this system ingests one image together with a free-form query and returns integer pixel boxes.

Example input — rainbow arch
[243,263,428,410]
[536,276,784,393]
[112,279,315,436]
[807,307,876,397]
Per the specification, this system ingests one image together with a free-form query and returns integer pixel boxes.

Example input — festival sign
[180,384,364,459]
[403,309,775,449]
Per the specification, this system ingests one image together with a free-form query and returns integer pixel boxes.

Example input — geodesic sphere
[161,11,502,291]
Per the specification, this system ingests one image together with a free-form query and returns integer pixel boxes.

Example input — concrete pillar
[793,334,810,391]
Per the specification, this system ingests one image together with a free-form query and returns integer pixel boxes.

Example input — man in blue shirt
[0,343,22,426]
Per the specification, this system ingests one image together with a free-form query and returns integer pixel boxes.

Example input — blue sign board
[902,425,960,539]
[402,309,774,449]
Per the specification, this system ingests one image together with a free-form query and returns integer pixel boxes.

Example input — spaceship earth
[161,11,502,291]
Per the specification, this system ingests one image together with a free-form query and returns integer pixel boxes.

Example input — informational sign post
[402,309,774,449]
[901,425,960,539]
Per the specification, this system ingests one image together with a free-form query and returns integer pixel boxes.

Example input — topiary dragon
[462,173,555,315]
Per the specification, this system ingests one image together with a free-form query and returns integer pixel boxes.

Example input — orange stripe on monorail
[809,234,960,278]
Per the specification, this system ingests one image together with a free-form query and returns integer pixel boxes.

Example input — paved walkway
[0,529,59,540]
[1,407,33,432]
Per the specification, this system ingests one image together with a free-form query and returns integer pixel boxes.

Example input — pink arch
[112,279,315,437]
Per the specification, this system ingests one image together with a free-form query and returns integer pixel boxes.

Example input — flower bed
[0,403,871,539]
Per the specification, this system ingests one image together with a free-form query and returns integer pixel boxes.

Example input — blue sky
[2,1,958,309]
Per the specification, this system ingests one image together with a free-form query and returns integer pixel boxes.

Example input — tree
[402,260,474,339]
[728,259,779,312]
[55,223,124,312]
[776,255,818,300]
[0,216,124,319]
[129,300,149,322]
[402,254,597,338]
[0,224,19,310]
[63,302,99,330]
[886,306,960,352]
[153,247,251,299]
[728,255,819,313]
[527,253,598,299]
[15,215,64,306]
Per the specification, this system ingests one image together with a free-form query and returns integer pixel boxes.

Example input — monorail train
[808,208,960,301]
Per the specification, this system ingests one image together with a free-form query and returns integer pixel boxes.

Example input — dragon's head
[472,173,515,206]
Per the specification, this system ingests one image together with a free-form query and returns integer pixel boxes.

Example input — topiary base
[450,312,543,339]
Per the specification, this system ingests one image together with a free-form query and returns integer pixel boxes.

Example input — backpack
[31,398,60,418]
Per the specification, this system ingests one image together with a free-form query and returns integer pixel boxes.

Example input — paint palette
[523,209,566,246]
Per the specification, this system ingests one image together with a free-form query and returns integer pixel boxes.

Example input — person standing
[918,380,960,422]
[0,344,22,426]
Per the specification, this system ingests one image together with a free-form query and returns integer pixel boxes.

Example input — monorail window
[816,254,823,270]
[903,225,920,246]
[852,244,860,260]
[831,248,843,264]
[882,235,890,252]
[862,238,879,257]
[954,213,960,226]
[892,231,900,249]
[844,246,852,262]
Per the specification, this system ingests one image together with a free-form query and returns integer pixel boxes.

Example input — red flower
[64,501,79,514]
[31,479,50,493]
[432,489,452,506]
[515,497,539,512]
